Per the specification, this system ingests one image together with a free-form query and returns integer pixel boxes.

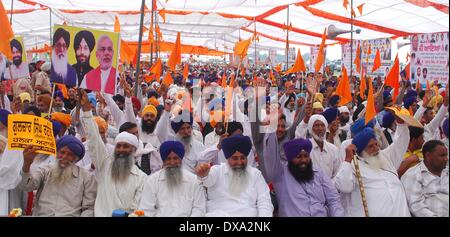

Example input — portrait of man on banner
[4,38,30,80]
[50,28,78,88]
[72,30,95,86]
[79,35,117,95]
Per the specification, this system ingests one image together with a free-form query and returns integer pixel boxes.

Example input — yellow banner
[7,114,56,156]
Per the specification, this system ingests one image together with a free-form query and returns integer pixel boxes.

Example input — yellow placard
[7,114,56,156]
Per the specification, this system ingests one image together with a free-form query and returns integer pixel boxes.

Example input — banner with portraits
[410,32,449,85]
[342,38,393,77]
[1,36,30,81]
[51,25,120,94]
[8,114,56,156]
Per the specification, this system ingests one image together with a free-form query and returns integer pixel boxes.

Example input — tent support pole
[134,0,146,96]
[350,0,354,79]
[10,0,14,23]
[286,5,289,71]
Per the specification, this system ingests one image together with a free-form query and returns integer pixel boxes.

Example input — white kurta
[204,131,221,148]
[0,149,23,215]
[139,169,206,217]
[199,163,273,217]
[334,123,411,217]
[309,138,341,180]
[81,110,147,217]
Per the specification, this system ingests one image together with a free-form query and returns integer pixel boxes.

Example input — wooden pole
[285,5,290,71]
[134,0,146,96]
[353,155,370,217]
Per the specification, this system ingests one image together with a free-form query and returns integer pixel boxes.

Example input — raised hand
[22,145,38,173]
[195,163,211,178]
[79,89,91,112]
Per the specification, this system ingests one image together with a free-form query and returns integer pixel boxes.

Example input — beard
[312,133,325,142]
[53,105,63,112]
[361,151,390,170]
[50,161,75,185]
[52,50,68,79]
[76,54,90,65]
[229,164,249,198]
[13,56,22,66]
[165,165,183,191]
[288,161,314,183]
[176,134,192,154]
[340,116,350,124]
[141,119,157,134]
[111,152,134,184]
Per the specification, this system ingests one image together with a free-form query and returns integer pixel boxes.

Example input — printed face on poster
[341,38,393,77]
[410,32,448,86]
[2,36,30,80]
[51,25,119,94]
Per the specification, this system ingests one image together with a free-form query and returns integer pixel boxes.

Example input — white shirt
[414,105,449,142]
[81,110,147,217]
[0,148,23,215]
[4,63,29,80]
[334,123,411,217]
[199,163,273,217]
[401,162,449,217]
[204,131,221,148]
[181,139,206,173]
[76,141,115,177]
[309,138,341,180]
[139,168,206,217]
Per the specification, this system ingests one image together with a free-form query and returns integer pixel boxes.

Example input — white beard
[50,162,74,185]
[165,166,183,192]
[229,165,249,198]
[176,134,192,154]
[312,133,325,142]
[52,50,68,79]
[361,151,390,170]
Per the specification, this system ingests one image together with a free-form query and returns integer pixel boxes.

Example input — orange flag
[162,72,174,87]
[434,85,439,97]
[274,63,282,73]
[159,9,166,23]
[286,49,306,74]
[234,38,252,59]
[155,25,163,41]
[149,58,162,82]
[114,16,120,33]
[359,69,367,100]
[0,1,14,59]
[314,28,327,73]
[385,54,400,101]
[357,3,365,15]
[120,40,134,64]
[182,63,189,81]
[336,66,352,106]
[148,22,154,44]
[365,78,377,125]
[351,8,356,18]
[404,62,410,80]
[269,70,276,84]
[343,0,349,10]
[167,32,181,71]
[241,67,246,79]
[56,83,69,99]
[372,48,381,73]
[416,78,421,91]
[221,72,227,88]
[354,42,361,73]
[426,80,431,90]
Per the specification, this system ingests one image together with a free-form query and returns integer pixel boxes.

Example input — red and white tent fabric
[4,0,449,55]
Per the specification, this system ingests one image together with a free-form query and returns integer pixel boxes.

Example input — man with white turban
[80,89,146,217]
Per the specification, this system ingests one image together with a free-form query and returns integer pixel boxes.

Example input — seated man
[139,141,206,217]
[195,135,273,217]
[19,136,96,216]
[263,135,344,217]
[401,140,448,217]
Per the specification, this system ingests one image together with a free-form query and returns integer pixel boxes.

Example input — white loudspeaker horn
[397,40,411,49]
[327,24,361,39]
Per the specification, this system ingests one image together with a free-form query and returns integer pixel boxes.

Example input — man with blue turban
[139,140,206,217]
[334,112,411,217]
[19,135,97,216]
[169,110,205,173]
[195,135,273,217]
[262,136,344,217]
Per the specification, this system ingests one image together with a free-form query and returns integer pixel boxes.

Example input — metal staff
[353,155,370,217]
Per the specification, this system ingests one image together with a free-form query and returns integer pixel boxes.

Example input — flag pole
[9,0,14,23]
[353,154,370,217]
[134,0,146,96]
[285,5,290,71]
[150,0,154,64]
[350,0,354,80]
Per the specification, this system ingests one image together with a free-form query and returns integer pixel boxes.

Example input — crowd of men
[0,57,448,217]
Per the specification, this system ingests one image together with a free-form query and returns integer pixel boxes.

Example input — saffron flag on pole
[372,48,381,73]
[385,54,400,101]
[336,66,352,106]
[0,1,14,59]
[234,38,252,59]
[314,28,327,73]
[114,16,120,33]
[365,77,377,125]
[286,49,306,74]
[149,58,162,82]
[354,42,361,73]
[167,32,181,71]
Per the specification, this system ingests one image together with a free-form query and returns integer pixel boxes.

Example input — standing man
[139,141,206,217]
[195,135,273,217]
[80,35,117,95]
[50,28,77,88]
[72,30,95,86]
